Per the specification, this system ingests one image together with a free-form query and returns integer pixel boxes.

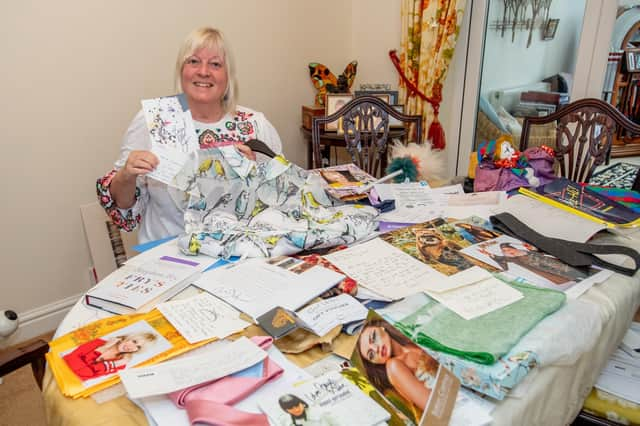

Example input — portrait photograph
[61,320,171,388]
[325,94,354,132]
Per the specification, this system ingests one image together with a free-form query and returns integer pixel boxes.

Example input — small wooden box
[302,105,325,130]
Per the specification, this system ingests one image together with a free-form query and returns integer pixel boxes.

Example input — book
[257,370,391,426]
[350,311,459,426]
[310,163,376,201]
[85,256,202,315]
[520,177,640,228]
[45,309,215,398]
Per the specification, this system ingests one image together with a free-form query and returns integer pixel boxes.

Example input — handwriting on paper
[119,337,266,399]
[325,238,462,300]
[297,294,368,336]
[157,292,249,343]
[427,277,523,320]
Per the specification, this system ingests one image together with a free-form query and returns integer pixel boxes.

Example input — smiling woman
[96,27,283,244]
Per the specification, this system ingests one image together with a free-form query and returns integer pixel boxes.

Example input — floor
[0,366,47,426]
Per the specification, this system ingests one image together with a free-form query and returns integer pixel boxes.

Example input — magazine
[46,309,214,398]
[350,311,460,426]
[378,218,498,277]
[310,163,376,201]
[520,177,640,228]
[257,370,390,426]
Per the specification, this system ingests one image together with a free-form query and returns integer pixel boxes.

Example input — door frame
[453,0,617,176]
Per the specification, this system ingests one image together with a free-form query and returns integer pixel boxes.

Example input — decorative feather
[386,157,419,183]
[389,141,447,185]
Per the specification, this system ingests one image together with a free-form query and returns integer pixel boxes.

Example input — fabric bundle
[174,145,379,258]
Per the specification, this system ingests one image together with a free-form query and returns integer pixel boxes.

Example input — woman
[479,242,589,285]
[97,27,282,243]
[357,320,439,411]
[63,332,157,381]
[277,394,337,426]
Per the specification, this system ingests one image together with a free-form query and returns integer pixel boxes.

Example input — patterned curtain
[391,0,466,149]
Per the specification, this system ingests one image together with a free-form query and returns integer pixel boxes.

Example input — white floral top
[97,105,282,243]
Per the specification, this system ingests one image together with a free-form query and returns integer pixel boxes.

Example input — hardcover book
[85,256,201,315]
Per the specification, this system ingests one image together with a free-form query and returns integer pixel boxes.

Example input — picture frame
[389,105,405,128]
[626,50,640,72]
[542,18,559,41]
[354,90,399,105]
[325,93,354,132]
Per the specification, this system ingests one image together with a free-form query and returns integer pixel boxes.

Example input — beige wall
[0,0,418,338]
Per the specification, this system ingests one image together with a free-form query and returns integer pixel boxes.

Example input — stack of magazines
[46,309,214,398]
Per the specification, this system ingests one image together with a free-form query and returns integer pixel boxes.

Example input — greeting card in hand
[350,311,460,426]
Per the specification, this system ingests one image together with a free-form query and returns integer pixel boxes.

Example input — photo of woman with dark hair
[277,393,338,425]
[356,319,440,414]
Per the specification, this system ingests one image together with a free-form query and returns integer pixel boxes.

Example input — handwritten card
[427,277,523,320]
[325,238,468,300]
[141,96,196,188]
[157,292,249,344]
[119,337,266,399]
[296,294,368,336]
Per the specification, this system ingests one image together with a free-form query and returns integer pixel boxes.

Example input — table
[300,127,409,169]
[43,233,640,426]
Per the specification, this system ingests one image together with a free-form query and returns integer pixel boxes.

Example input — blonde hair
[114,332,158,354]
[174,27,238,114]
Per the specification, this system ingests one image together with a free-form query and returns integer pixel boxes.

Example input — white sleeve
[253,112,283,155]
[115,110,152,169]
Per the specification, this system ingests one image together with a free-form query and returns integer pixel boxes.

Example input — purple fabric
[474,147,557,192]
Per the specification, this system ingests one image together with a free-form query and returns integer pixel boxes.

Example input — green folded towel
[394,281,566,365]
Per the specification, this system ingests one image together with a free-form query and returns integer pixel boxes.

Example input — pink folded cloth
[168,336,284,426]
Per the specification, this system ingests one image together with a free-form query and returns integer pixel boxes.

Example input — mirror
[472,0,587,157]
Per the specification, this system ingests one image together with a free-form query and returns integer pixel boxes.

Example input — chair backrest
[80,202,138,283]
[519,98,640,183]
[311,96,423,177]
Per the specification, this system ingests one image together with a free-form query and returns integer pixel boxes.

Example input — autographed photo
[460,235,599,291]
[61,320,171,388]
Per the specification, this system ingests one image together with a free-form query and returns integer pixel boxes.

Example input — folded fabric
[168,336,283,426]
[394,281,566,365]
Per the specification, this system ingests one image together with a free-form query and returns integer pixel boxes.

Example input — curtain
[393,0,466,149]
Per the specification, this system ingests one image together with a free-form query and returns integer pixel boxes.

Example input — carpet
[589,162,640,189]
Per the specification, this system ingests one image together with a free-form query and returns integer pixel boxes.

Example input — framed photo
[389,105,405,128]
[626,50,640,72]
[355,90,399,104]
[542,18,559,41]
[325,93,354,132]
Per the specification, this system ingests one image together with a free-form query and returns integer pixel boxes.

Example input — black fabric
[490,212,640,276]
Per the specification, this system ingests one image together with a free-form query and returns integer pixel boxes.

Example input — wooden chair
[311,96,423,177]
[519,98,640,183]
[0,337,49,389]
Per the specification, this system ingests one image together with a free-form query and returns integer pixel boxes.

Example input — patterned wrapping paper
[175,148,379,259]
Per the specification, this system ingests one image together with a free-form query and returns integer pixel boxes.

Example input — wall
[480,0,587,97]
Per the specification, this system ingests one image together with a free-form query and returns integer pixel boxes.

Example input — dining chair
[311,96,423,177]
[0,337,49,389]
[519,98,640,183]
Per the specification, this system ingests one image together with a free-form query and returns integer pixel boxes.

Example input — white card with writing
[325,238,471,300]
[296,294,368,336]
[157,292,249,343]
[141,97,196,189]
[120,337,266,399]
[427,277,523,320]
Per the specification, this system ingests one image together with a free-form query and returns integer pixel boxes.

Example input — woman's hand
[235,143,256,161]
[111,150,158,209]
[121,150,159,180]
